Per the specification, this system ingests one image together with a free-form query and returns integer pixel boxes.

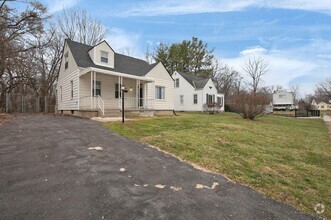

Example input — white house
[172,71,224,112]
[312,99,331,110]
[56,39,174,117]
[272,91,295,110]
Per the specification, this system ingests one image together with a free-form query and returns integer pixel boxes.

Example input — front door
[139,84,144,108]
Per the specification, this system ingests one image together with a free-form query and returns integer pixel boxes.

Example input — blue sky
[43,0,331,96]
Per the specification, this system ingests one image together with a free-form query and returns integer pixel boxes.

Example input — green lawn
[105,112,331,218]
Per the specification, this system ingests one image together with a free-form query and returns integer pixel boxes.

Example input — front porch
[78,69,154,115]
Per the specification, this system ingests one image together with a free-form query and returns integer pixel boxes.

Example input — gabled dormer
[88,41,115,68]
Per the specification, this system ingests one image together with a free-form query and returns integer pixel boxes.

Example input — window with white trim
[180,95,184,105]
[155,86,165,100]
[70,80,73,98]
[101,51,108,63]
[92,80,101,96]
[193,94,198,104]
[115,83,122,98]
[64,52,69,69]
[175,78,179,88]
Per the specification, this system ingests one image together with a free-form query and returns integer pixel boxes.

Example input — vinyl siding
[88,42,115,68]
[57,69,79,110]
[79,73,147,109]
[57,42,79,110]
[173,71,203,111]
[145,63,174,110]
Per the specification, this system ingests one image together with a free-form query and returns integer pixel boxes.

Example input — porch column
[90,71,93,108]
[94,71,96,108]
[137,79,140,108]
[144,83,147,108]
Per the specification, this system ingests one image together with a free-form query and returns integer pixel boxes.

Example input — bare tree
[0,0,48,111]
[243,56,269,94]
[315,77,331,101]
[229,91,270,120]
[213,61,241,99]
[56,8,108,45]
[289,84,300,105]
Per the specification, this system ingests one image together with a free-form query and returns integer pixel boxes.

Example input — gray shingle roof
[177,71,210,89]
[66,39,158,77]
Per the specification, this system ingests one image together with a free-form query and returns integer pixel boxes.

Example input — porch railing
[79,96,154,110]
[97,95,104,115]
[123,97,154,109]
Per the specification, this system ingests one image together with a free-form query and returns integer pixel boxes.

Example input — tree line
[0,1,107,112]
[1,0,330,118]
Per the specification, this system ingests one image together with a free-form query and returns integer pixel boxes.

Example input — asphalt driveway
[0,115,315,219]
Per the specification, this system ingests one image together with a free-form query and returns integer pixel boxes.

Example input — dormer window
[101,51,108,63]
[64,52,68,69]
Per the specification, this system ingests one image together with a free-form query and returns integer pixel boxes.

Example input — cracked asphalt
[0,115,316,219]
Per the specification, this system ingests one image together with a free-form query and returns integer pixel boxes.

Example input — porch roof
[79,67,154,82]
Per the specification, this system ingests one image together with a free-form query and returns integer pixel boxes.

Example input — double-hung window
[155,86,165,100]
[92,81,101,96]
[175,78,179,88]
[64,52,69,69]
[180,95,184,105]
[101,51,108,63]
[70,80,73,98]
[115,83,121,98]
[193,94,198,104]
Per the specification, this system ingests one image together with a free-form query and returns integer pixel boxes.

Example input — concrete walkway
[0,115,316,219]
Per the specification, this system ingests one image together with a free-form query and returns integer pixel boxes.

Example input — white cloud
[46,0,80,13]
[240,46,267,56]
[106,28,143,58]
[221,43,331,95]
[119,0,331,17]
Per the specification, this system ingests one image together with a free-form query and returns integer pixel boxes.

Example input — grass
[105,112,331,218]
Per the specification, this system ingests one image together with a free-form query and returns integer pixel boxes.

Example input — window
[175,78,179,88]
[206,94,214,104]
[180,95,184,105]
[64,52,68,69]
[193,94,198,104]
[155,86,165,99]
[70,80,73,98]
[217,97,223,106]
[92,81,101,96]
[115,83,122,98]
[101,51,108,63]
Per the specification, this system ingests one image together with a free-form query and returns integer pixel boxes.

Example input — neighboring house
[312,99,331,110]
[172,71,224,112]
[272,91,295,110]
[57,39,174,117]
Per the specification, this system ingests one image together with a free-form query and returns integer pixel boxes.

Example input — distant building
[312,99,331,110]
[272,91,295,110]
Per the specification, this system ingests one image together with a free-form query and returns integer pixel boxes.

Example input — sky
[42,0,331,96]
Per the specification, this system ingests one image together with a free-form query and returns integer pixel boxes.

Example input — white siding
[145,63,174,110]
[273,92,294,105]
[88,42,115,68]
[57,42,79,110]
[79,72,149,109]
[173,71,203,111]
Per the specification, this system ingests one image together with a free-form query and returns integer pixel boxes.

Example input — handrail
[97,95,104,115]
